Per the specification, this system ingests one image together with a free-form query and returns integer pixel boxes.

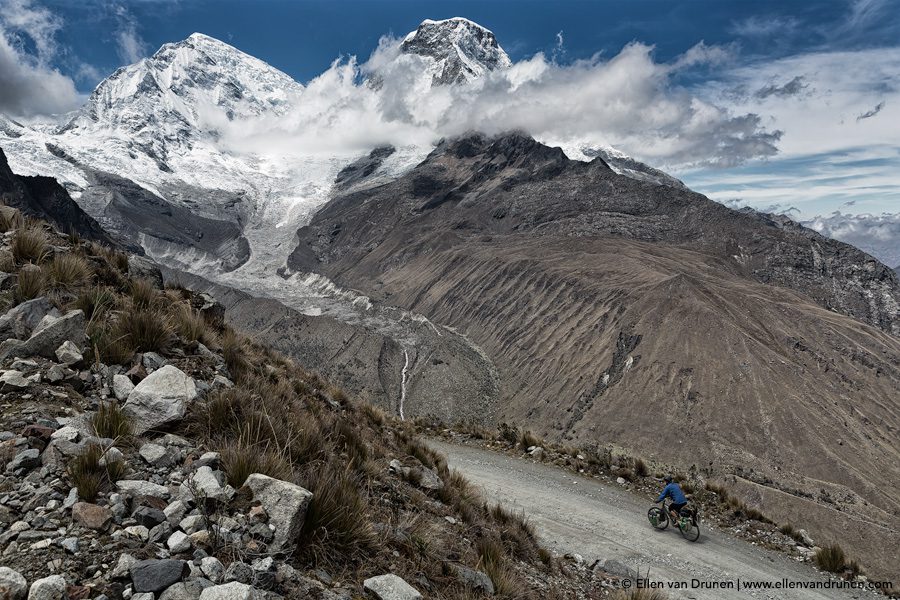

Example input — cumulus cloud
[215,38,781,169]
[0,0,81,117]
[805,211,900,266]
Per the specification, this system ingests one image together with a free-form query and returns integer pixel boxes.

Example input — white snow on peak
[400,17,511,84]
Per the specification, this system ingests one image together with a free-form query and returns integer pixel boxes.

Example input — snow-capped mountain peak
[400,17,511,84]
[68,32,303,143]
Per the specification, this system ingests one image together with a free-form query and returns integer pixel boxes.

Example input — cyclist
[656,475,688,521]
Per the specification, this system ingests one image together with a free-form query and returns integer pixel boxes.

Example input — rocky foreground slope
[289,132,900,583]
[0,210,616,599]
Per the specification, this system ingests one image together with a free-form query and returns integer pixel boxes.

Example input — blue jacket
[657,482,687,504]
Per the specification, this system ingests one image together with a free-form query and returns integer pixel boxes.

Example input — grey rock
[199,557,224,584]
[0,370,29,392]
[123,365,197,435]
[116,479,171,500]
[597,559,639,580]
[131,559,187,593]
[179,515,205,534]
[7,448,39,471]
[222,562,253,585]
[164,500,188,526]
[415,468,444,491]
[133,506,167,528]
[59,537,79,554]
[183,466,233,503]
[362,574,422,600]
[26,575,66,600]
[54,340,82,365]
[149,521,173,544]
[133,594,154,600]
[198,583,259,600]
[244,474,312,553]
[113,374,135,401]
[140,442,178,467]
[110,553,138,579]
[142,352,167,371]
[0,297,53,341]
[450,565,494,595]
[167,531,192,554]
[0,566,27,600]
[2,310,86,361]
[129,256,164,289]
[159,580,213,600]
[50,426,80,443]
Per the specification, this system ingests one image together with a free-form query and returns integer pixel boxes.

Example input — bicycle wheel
[648,506,668,530]
[679,512,701,542]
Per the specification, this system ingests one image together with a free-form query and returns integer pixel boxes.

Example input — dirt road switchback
[428,440,878,600]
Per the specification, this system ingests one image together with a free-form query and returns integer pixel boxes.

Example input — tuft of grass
[221,329,252,382]
[219,435,292,488]
[634,457,649,478]
[477,538,523,597]
[92,401,133,440]
[520,429,543,449]
[66,444,125,502]
[815,544,847,573]
[75,286,117,322]
[11,226,49,264]
[88,322,135,366]
[129,278,158,309]
[297,462,376,564]
[13,266,45,304]
[171,304,210,343]
[0,206,24,232]
[113,308,173,353]
[45,253,92,289]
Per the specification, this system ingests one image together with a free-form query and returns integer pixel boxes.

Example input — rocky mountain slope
[289,132,900,582]
[0,207,610,599]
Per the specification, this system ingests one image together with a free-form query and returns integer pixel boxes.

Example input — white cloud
[0,0,81,117]
[215,38,780,170]
[806,211,900,266]
[113,4,148,64]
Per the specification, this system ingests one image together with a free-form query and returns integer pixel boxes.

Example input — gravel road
[428,440,878,600]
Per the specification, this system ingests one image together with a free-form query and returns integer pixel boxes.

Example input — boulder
[4,310,86,360]
[198,583,259,600]
[243,474,313,553]
[0,297,54,341]
[27,576,67,600]
[112,374,135,401]
[54,341,82,365]
[72,502,112,530]
[362,575,422,600]
[130,559,187,593]
[123,366,197,435]
[0,567,27,600]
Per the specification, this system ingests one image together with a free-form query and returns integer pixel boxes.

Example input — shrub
[114,308,173,353]
[11,226,48,264]
[815,544,847,573]
[45,254,92,289]
[13,267,45,304]
[129,278,158,308]
[298,462,376,564]
[92,401,132,440]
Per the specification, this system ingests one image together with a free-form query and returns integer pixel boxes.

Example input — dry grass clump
[0,206,24,232]
[113,307,173,353]
[11,226,49,264]
[520,429,543,449]
[88,323,135,366]
[13,266,45,304]
[92,401,133,440]
[221,329,252,382]
[171,303,210,343]
[75,286,117,322]
[477,537,525,597]
[633,457,649,477]
[129,278,158,308]
[297,462,376,564]
[814,544,847,573]
[66,444,126,502]
[45,253,92,289]
[218,435,292,488]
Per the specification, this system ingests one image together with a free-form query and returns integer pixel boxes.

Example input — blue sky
[1,0,899,264]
